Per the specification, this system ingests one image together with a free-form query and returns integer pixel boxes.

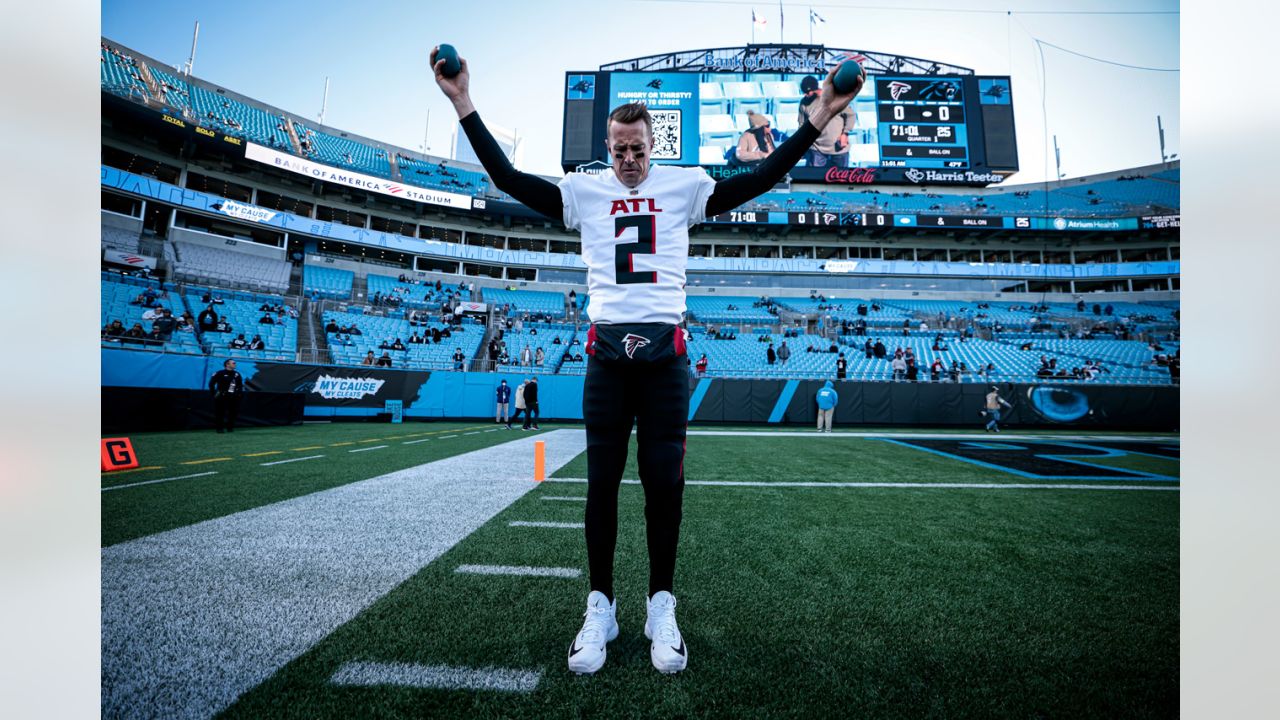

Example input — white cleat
[567,591,618,675]
[644,591,688,674]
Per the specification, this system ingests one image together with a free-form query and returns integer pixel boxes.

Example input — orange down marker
[534,440,546,482]
[101,437,139,472]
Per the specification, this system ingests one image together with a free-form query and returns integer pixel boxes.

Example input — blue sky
[101,0,1179,184]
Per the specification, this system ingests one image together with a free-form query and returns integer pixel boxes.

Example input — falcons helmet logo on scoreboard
[888,81,912,100]
[623,333,651,359]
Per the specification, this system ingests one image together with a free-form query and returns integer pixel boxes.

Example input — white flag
[753,9,768,26]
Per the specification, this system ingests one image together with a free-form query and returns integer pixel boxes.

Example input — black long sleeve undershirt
[459,110,823,223]
[458,112,563,222]
[705,120,821,217]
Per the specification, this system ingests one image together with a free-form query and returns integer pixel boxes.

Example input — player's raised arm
[429,46,563,222]
[705,63,864,217]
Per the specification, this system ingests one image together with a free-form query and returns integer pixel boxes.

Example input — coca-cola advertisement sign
[789,166,1007,187]
[823,167,880,184]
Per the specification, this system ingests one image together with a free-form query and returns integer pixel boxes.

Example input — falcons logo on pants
[623,333,651,359]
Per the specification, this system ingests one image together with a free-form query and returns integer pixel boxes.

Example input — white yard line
[330,661,541,693]
[455,564,581,578]
[102,430,586,720]
[402,438,432,445]
[102,471,217,492]
[439,434,459,439]
[541,496,588,502]
[348,445,388,453]
[260,455,324,466]
[545,477,1177,491]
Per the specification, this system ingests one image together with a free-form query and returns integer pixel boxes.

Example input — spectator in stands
[499,349,511,365]
[836,353,847,380]
[777,341,791,365]
[362,351,376,366]
[152,309,177,341]
[409,332,423,344]
[891,354,907,381]
[815,380,838,433]
[919,320,929,333]
[201,291,223,305]
[731,111,776,167]
[248,335,265,351]
[522,377,540,430]
[453,348,466,370]
[695,354,708,377]
[259,313,275,325]
[377,352,393,368]
[230,334,248,350]
[209,360,244,434]
[118,322,145,343]
[102,319,126,340]
[198,306,218,332]
[325,320,340,334]
[392,338,406,351]
[873,340,886,359]
[535,347,546,366]
[930,359,944,382]
[766,343,777,365]
[521,346,533,366]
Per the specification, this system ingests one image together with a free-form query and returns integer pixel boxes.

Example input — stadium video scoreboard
[561,64,1017,186]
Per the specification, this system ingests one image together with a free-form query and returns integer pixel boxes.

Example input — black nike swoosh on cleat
[569,642,584,657]
[671,639,685,656]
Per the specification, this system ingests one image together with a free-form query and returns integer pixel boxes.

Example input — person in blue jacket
[816,380,838,433]
[495,379,512,428]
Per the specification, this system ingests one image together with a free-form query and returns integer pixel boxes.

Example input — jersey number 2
[614,215,658,285]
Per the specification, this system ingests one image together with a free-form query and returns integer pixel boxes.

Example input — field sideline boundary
[546,478,1178,491]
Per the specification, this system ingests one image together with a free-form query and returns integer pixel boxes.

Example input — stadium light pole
[1157,115,1167,162]
[421,108,431,156]
[319,77,330,127]
[183,21,199,76]
[1053,135,1063,180]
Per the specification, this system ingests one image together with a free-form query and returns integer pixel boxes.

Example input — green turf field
[102,424,1178,718]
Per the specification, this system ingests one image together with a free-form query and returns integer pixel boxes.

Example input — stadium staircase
[135,61,163,107]
[351,274,368,304]
[472,322,501,372]
[299,299,327,364]
[388,154,402,182]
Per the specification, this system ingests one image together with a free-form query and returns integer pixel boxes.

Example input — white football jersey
[559,164,716,325]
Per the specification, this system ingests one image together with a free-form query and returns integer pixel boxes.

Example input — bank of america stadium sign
[243,143,475,211]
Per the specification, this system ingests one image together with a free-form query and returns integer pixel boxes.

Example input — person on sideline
[816,380,838,433]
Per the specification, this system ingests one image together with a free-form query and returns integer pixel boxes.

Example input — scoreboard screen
[561,69,1017,182]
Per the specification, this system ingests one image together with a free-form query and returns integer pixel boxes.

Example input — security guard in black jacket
[209,359,244,433]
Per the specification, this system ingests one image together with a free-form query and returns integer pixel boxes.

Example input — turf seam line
[541,496,588,501]
[464,431,482,435]
[103,471,217,491]
[329,660,542,693]
[348,445,388,453]
[509,520,586,528]
[260,455,325,466]
[455,564,581,578]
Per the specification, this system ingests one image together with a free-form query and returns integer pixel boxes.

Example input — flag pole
[809,7,813,45]
[780,0,784,43]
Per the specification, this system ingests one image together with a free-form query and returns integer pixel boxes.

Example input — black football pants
[214,393,240,431]
[582,354,689,600]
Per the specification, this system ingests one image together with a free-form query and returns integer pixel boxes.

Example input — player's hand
[430,46,471,103]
